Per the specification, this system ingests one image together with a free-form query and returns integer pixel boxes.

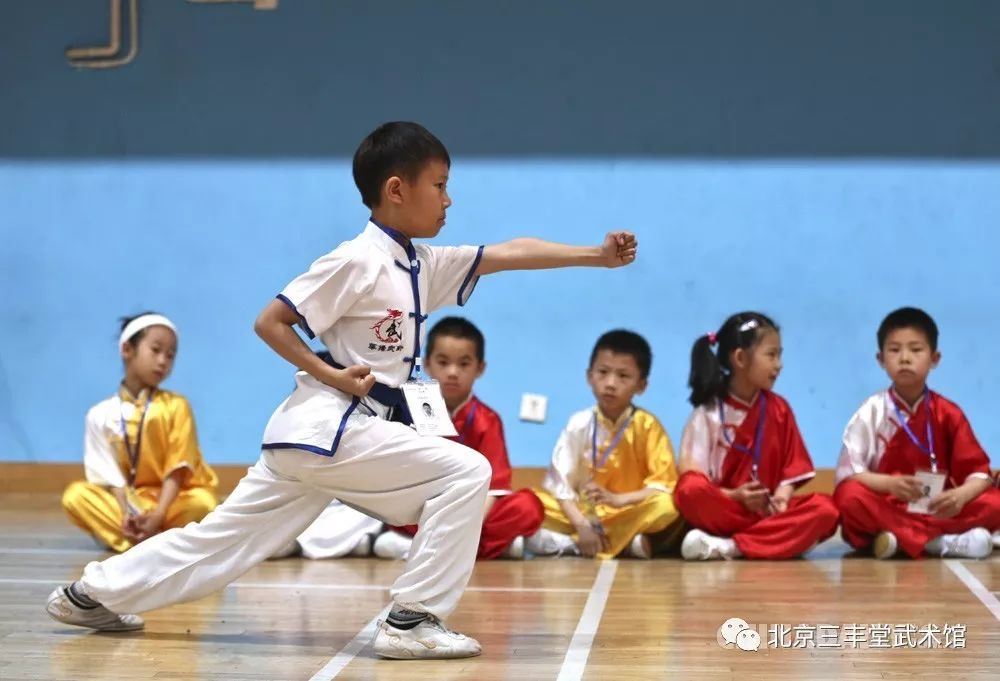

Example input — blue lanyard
[120,388,154,486]
[891,389,937,473]
[591,408,635,469]
[372,218,427,381]
[719,393,768,480]
[456,400,479,445]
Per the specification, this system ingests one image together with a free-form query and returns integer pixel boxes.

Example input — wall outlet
[519,393,548,423]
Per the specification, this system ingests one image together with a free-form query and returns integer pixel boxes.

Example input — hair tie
[706,331,718,346]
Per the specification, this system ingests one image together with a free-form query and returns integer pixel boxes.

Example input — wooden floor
[0,493,998,680]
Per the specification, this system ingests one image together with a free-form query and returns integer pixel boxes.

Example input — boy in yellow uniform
[528,330,681,559]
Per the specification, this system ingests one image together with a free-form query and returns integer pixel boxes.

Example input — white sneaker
[269,537,301,560]
[524,528,579,557]
[349,533,375,558]
[873,531,898,560]
[372,615,482,659]
[939,528,993,559]
[500,535,525,560]
[373,531,413,560]
[624,534,652,559]
[45,586,144,632]
[680,529,739,561]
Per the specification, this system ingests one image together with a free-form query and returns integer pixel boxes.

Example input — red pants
[673,471,840,559]
[835,479,1000,558]
[395,488,544,560]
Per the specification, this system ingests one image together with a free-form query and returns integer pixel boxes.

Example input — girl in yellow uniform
[62,313,218,552]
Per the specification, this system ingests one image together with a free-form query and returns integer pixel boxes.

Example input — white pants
[296,500,383,559]
[81,415,491,619]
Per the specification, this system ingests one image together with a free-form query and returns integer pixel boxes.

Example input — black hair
[877,307,939,352]
[589,330,652,380]
[426,316,485,362]
[352,122,451,209]
[119,310,162,348]
[688,311,779,406]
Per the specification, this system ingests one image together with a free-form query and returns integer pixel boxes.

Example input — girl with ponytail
[675,312,839,560]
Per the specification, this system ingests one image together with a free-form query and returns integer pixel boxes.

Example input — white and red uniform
[834,388,1000,558]
[675,391,839,559]
[392,395,544,559]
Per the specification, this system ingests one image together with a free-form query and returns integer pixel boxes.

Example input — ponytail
[688,334,724,406]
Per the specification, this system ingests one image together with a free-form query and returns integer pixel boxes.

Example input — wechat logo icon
[717,617,761,652]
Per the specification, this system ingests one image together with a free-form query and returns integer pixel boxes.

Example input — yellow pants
[534,488,682,559]
[62,481,217,553]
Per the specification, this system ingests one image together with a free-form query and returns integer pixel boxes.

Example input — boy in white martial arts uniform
[45,121,639,660]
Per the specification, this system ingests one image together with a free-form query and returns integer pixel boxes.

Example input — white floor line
[556,560,618,681]
[0,547,105,555]
[0,576,588,594]
[945,560,1000,622]
[308,605,390,681]
[0,533,91,539]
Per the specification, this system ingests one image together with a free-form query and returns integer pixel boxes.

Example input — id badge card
[401,379,458,437]
[907,470,946,514]
[124,486,144,516]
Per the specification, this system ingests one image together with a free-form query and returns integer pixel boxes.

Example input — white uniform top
[835,390,906,485]
[543,408,606,500]
[262,220,483,456]
[84,397,131,488]
[681,398,733,484]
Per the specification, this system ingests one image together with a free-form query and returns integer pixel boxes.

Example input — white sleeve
[83,406,127,488]
[421,244,484,313]
[542,417,587,501]
[835,408,876,485]
[680,407,715,478]
[277,248,371,339]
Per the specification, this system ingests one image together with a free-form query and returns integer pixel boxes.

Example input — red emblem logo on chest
[371,309,404,343]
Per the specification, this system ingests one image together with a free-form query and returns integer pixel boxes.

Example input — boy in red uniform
[835,307,1000,559]
[373,317,543,560]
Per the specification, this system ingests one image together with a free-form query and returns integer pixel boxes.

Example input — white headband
[119,314,177,348]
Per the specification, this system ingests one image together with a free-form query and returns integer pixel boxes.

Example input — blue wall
[2,1,999,468]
